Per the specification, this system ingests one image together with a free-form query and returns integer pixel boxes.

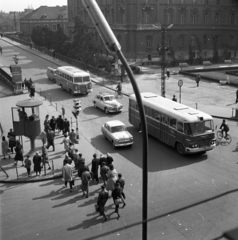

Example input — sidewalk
[0,92,96,183]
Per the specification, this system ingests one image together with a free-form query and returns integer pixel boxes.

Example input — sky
[1,0,68,13]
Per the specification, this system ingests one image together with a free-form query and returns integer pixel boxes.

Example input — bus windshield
[184,120,213,136]
[74,77,82,83]
[83,76,90,82]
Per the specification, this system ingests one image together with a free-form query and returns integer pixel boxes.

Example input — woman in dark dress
[33,151,42,176]
[14,140,23,166]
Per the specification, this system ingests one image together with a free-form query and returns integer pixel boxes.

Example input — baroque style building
[67,0,238,63]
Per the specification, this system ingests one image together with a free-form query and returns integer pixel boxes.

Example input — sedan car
[101,120,134,148]
[93,92,123,114]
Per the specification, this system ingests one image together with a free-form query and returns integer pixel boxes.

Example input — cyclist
[116,82,122,96]
[220,119,229,139]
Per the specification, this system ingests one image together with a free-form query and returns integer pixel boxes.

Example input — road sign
[178,79,183,87]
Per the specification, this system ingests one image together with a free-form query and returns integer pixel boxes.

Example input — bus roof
[57,66,89,77]
[130,92,213,123]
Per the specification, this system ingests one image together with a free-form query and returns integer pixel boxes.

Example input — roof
[20,6,68,20]
[106,120,125,127]
[57,66,89,77]
[130,92,213,123]
[97,92,114,97]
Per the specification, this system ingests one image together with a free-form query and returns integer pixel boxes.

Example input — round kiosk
[12,99,43,150]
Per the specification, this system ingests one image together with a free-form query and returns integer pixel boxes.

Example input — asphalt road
[1,38,238,240]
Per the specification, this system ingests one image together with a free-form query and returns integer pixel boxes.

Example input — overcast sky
[1,0,67,13]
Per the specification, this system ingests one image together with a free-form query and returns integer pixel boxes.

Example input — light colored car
[93,92,123,114]
[101,120,133,148]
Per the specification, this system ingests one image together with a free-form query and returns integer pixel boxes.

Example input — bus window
[83,76,90,82]
[164,115,168,125]
[177,122,184,133]
[74,77,82,83]
[169,117,177,129]
[184,123,192,136]
[146,107,152,117]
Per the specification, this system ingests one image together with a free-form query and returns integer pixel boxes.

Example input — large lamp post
[82,1,149,239]
[153,24,173,97]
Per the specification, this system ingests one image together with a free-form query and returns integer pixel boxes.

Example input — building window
[181,0,184,4]
[231,13,235,25]
[44,24,49,28]
[193,0,196,4]
[167,12,172,25]
[52,24,57,31]
[146,35,152,49]
[203,35,208,46]
[179,35,184,47]
[192,15,196,24]
[204,14,208,24]
[215,13,220,24]
[229,35,233,46]
[180,14,185,24]
[217,0,220,5]
[205,0,208,4]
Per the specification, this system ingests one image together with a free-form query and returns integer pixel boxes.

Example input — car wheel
[113,141,116,149]
[104,108,109,114]
[93,102,97,108]
[176,142,185,155]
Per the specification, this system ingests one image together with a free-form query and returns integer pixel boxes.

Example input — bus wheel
[104,108,109,114]
[176,142,185,155]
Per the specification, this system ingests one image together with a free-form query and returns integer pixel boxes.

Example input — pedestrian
[106,153,113,167]
[99,153,108,168]
[106,164,118,194]
[91,153,100,184]
[69,128,78,145]
[49,116,56,132]
[63,118,70,135]
[116,173,126,200]
[56,115,64,134]
[80,167,91,198]
[1,136,10,159]
[7,128,16,154]
[14,140,24,166]
[196,74,201,87]
[112,183,125,219]
[30,83,35,99]
[68,142,75,160]
[60,134,70,153]
[166,69,170,78]
[236,89,238,103]
[46,128,55,151]
[41,144,51,170]
[62,159,74,192]
[73,149,80,170]
[44,115,50,134]
[0,46,2,54]
[100,162,109,186]
[96,185,109,221]
[33,151,42,176]
[24,155,32,177]
[78,159,90,179]
[172,95,177,102]
[39,131,47,145]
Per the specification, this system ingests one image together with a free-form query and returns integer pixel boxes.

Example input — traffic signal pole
[161,27,166,98]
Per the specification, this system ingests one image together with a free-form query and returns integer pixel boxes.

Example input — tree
[52,27,68,54]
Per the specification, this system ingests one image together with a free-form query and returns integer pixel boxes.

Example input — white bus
[129,92,216,155]
[55,66,93,95]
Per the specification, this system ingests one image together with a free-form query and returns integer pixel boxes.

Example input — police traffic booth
[10,65,23,94]
[12,99,43,151]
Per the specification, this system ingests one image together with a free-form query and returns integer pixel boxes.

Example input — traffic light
[72,99,81,119]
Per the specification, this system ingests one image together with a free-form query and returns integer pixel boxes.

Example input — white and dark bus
[129,92,216,155]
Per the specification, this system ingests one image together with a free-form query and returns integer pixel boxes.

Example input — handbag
[94,204,100,212]
[114,198,122,205]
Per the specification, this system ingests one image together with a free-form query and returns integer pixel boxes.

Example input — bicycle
[216,128,232,144]
[114,91,123,99]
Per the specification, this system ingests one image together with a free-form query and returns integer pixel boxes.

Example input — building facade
[20,6,68,39]
[67,0,238,63]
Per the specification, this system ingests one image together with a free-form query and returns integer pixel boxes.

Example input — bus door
[160,114,169,144]
[168,117,177,147]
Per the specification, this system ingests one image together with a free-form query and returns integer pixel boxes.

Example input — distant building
[20,6,68,39]
[67,0,238,63]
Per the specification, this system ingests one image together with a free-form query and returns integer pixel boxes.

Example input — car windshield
[111,125,126,133]
[104,96,114,101]
[184,120,214,136]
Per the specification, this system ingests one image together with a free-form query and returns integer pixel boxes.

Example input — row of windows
[130,101,185,133]
[57,71,74,82]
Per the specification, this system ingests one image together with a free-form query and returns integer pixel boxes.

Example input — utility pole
[161,27,166,98]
